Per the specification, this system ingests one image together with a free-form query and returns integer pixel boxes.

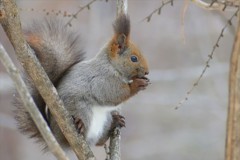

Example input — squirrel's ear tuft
[113,14,130,38]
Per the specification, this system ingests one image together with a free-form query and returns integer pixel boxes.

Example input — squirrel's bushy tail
[14,19,85,144]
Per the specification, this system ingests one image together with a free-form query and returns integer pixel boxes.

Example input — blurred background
[0,0,237,160]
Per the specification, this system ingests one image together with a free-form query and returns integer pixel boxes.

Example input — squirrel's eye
[131,55,138,62]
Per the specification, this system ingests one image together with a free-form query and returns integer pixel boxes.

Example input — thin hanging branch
[19,8,74,17]
[175,7,239,109]
[65,0,98,27]
[141,0,174,22]
[0,44,70,160]
[0,0,94,159]
[19,0,106,20]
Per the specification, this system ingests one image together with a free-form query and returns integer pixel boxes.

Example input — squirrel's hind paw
[112,114,126,128]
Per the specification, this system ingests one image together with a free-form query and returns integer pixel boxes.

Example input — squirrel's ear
[117,34,126,47]
[113,14,130,41]
[109,14,130,56]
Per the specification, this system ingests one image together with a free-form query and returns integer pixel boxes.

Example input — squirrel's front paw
[112,114,126,128]
[130,77,150,92]
[72,116,85,134]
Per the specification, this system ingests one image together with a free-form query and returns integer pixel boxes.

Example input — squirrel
[14,14,149,149]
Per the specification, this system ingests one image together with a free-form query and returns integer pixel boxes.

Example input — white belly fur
[86,106,119,145]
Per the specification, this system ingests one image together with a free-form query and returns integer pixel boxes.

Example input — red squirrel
[14,14,149,149]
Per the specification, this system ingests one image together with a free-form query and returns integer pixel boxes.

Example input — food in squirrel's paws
[140,76,150,83]
[129,76,150,84]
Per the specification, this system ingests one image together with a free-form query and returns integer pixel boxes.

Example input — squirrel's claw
[72,116,85,134]
[112,114,126,128]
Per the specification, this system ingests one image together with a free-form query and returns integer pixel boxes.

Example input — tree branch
[117,0,128,15]
[0,44,70,160]
[109,127,121,160]
[141,0,174,22]
[65,0,97,27]
[0,0,94,159]
[191,0,239,11]
[225,6,240,160]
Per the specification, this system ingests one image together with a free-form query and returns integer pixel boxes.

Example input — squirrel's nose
[145,71,149,75]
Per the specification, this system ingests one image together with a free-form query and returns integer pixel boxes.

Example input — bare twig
[209,0,239,10]
[0,0,94,159]
[141,0,174,22]
[65,0,97,27]
[225,5,240,160]
[19,8,74,17]
[175,7,239,109]
[0,44,70,160]
[104,144,110,160]
[191,0,239,10]
[180,0,189,44]
[19,0,107,19]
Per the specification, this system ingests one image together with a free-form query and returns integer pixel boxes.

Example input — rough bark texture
[109,127,121,160]
[0,44,69,160]
[0,0,94,159]
[225,9,240,160]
